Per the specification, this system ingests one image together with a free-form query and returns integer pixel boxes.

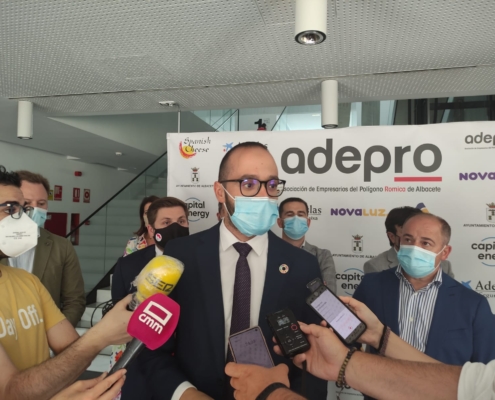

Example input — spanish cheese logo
[179,142,196,159]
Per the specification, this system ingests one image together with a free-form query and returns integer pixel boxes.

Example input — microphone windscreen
[128,293,180,350]
[131,255,184,308]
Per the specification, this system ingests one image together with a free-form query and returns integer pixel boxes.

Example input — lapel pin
[279,264,289,274]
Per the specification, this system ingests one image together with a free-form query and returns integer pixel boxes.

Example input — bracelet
[377,324,388,350]
[378,326,391,356]
[336,347,357,388]
[255,382,288,400]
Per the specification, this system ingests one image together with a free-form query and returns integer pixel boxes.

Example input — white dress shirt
[458,360,495,399]
[172,220,269,400]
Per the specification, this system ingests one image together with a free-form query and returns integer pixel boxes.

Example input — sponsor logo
[488,203,495,222]
[461,280,472,289]
[351,235,363,253]
[191,167,200,182]
[138,301,173,334]
[179,137,211,159]
[330,208,387,217]
[463,279,495,301]
[281,139,442,182]
[308,204,322,221]
[145,272,175,294]
[223,142,234,152]
[416,202,429,213]
[471,237,495,267]
[336,268,364,296]
[185,197,209,221]
[155,233,162,242]
[464,132,495,150]
[459,172,495,181]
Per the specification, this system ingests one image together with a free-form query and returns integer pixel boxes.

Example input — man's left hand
[225,363,289,400]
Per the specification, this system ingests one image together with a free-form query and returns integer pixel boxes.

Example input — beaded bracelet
[336,347,357,388]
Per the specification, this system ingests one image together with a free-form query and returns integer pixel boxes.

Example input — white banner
[168,122,495,399]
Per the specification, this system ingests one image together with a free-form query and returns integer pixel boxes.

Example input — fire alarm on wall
[74,171,82,177]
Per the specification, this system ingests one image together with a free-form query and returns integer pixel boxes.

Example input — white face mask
[0,212,38,258]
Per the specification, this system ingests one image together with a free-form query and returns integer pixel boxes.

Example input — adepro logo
[281,139,443,182]
[138,301,173,334]
[459,172,495,181]
[471,237,495,267]
[464,132,495,150]
[462,279,495,301]
[185,197,209,222]
[179,137,211,159]
[330,208,387,217]
[336,268,363,296]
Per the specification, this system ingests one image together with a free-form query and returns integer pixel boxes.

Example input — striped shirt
[396,266,443,352]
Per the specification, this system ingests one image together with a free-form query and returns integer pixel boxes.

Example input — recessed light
[115,152,123,156]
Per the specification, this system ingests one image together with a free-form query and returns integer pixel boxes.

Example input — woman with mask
[123,195,159,256]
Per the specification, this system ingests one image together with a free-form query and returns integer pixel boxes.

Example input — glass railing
[68,152,167,293]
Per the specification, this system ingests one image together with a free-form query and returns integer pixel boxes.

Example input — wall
[0,141,136,233]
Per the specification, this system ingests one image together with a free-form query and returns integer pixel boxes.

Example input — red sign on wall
[54,185,63,201]
[73,188,80,203]
[83,189,90,203]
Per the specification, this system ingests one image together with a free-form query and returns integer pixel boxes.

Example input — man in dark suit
[112,196,189,400]
[354,213,495,392]
[363,206,454,278]
[139,142,326,400]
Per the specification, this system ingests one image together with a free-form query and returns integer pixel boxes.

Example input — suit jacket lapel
[387,247,398,269]
[33,229,52,280]
[259,232,286,325]
[195,225,225,376]
[382,269,400,334]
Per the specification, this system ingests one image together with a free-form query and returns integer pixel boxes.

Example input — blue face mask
[397,245,445,279]
[283,216,309,240]
[223,188,278,237]
[29,207,47,228]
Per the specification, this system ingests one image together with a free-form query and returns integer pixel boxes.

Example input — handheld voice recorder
[306,283,366,345]
[228,326,274,368]
[266,308,310,358]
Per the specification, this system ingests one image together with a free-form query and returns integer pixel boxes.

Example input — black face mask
[153,223,190,250]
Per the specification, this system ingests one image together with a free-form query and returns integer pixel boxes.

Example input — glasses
[0,202,33,219]
[220,179,286,197]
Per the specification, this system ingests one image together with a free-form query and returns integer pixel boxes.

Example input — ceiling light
[17,101,33,139]
[295,0,327,45]
[117,167,128,171]
[321,80,338,129]
[115,152,123,156]
[67,156,80,160]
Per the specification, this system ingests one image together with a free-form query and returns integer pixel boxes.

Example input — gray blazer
[303,241,337,294]
[363,246,455,278]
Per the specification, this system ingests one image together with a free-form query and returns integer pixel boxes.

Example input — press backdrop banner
[168,121,495,400]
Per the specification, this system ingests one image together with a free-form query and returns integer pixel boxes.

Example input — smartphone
[228,326,274,368]
[306,285,366,344]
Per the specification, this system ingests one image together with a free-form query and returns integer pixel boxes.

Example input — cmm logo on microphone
[138,301,173,334]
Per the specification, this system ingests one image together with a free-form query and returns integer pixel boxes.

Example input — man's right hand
[88,294,133,348]
[51,370,126,400]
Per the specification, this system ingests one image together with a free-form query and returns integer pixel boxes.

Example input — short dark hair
[16,170,50,195]
[385,206,422,246]
[218,142,268,181]
[278,197,309,217]
[403,212,452,245]
[218,202,223,213]
[135,195,160,236]
[0,166,21,188]
[147,197,188,227]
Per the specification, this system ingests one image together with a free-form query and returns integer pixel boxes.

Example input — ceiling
[0,0,494,168]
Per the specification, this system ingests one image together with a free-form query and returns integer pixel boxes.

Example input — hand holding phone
[228,327,274,368]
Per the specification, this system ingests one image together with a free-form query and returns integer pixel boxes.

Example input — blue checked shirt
[396,266,443,352]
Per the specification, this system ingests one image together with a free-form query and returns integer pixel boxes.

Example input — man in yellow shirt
[0,165,132,399]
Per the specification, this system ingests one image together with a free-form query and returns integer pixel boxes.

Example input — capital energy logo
[464,132,495,150]
[185,197,209,222]
[281,139,443,182]
[330,207,387,217]
[191,167,200,182]
[336,268,363,295]
[138,301,173,334]
[351,235,363,253]
[471,237,495,267]
[459,172,495,181]
[308,204,321,221]
[179,137,211,159]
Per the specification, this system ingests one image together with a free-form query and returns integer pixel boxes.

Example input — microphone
[128,255,184,311]
[109,293,180,374]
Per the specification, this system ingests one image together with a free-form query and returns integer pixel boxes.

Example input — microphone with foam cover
[109,293,180,374]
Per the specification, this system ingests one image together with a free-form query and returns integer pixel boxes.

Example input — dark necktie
[225,242,252,399]
[230,242,252,335]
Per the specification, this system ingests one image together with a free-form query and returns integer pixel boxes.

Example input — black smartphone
[228,326,274,368]
[266,308,310,358]
[306,285,366,345]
